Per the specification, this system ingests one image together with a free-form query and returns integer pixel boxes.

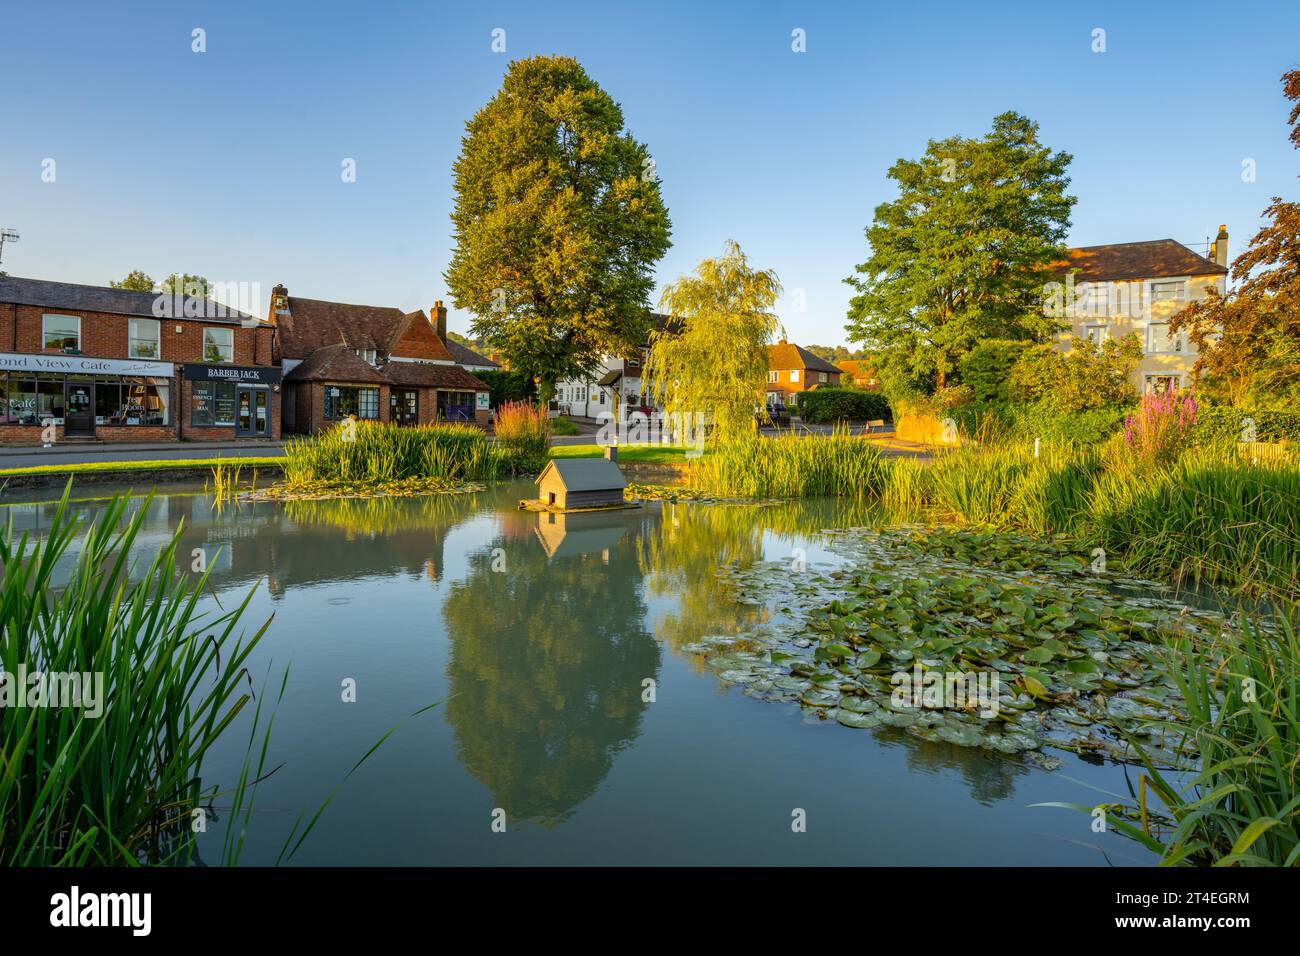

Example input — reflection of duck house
[528,447,630,512]
[533,509,630,560]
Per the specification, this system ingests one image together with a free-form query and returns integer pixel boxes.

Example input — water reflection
[442,507,659,826]
[0,483,1134,860]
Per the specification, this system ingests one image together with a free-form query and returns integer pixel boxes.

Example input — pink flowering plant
[1121,385,1198,468]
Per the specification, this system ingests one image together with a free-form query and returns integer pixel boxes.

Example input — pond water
[5,480,1166,866]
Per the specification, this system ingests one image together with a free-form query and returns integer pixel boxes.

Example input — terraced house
[1054,226,1230,394]
[0,275,280,443]
[269,285,492,433]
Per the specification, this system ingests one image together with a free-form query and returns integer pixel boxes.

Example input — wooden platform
[518,498,641,514]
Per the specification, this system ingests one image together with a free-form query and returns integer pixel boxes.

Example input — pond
[5,480,1173,866]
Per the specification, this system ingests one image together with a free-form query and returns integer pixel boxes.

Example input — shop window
[113,378,169,425]
[37,377,64,421]
[203,327,234,363]
[43,314,81,351]
[5,377,39,425]
[130,318,161,359]
[190,380,237,426]
[325,386,379,420]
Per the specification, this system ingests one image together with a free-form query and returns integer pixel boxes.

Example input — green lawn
[0,456,284,478]
[548,444,698,464]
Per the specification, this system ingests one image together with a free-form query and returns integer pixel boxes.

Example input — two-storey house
[1054,226,1230,394]
[766,340,843,408]
[0,275,280,443]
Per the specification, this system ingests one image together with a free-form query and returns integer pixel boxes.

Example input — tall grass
[0,484,274,865]
[493,401,551,474]
[687,427,888,499]
[281,420,498,486]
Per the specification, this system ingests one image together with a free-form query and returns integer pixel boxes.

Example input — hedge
[1190,407,1300,446]
[795,388,893,424]
[949,400,1129,446]
[473,369,536,408]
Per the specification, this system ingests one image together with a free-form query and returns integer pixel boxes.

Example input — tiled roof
[0,275,261,325]
[1053,240,1227,283]
[276,296,408,358]
[445,339,499,368]
[283,344,388,384]
[767,341,842,374]
[383,361,488,391]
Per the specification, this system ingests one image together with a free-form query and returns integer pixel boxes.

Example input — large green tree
[644,241,782,443]
[1171,69,1300,409]
[109,270,155,292]
[844,112,1075,390]
[445,55,672,403]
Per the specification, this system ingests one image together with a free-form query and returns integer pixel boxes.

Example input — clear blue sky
[2,0,1297,347]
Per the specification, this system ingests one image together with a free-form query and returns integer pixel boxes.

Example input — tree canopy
[445,55,672,402]
[1172,69,1300,409]
[845,112,1075,390]
[109,270,155,292]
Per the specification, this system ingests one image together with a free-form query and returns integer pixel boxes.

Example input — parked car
[759,402,790,427]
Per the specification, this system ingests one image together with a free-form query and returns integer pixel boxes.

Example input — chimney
[270,284,290,323]
[1209,225,1229,267]
[432,300,448,342]
[603,444,618,462]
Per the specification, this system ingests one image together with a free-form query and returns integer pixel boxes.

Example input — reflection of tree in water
[442,513,659,826]
[638,497,882,654]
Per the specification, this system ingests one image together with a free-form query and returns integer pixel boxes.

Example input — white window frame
[768,370,778,384]
[203,326,234,363]
[1079,282,1112,317]
[1144,373,1182,394]
[1145,322,1186,354]
[818,371,828,384]
[1083,323,1108,347]
[129,318,161,359]
[790,369,800,383]
[42,313,81,351]
[1148,278,1188,306]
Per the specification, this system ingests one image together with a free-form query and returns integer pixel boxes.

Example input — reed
[0,483,274,865]
[687,427,888,500]
[493,401,551,474]
[281,420,498,487]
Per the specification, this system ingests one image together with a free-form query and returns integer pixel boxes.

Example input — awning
[597,369,623,387]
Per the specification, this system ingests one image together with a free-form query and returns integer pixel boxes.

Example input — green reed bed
[0,484,274,865]
[280,421,499,489]
[686,429,889,500]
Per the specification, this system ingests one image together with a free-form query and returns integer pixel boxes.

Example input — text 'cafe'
[0,275,281,443]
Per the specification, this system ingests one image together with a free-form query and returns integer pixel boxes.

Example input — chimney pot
[604,444,618,462]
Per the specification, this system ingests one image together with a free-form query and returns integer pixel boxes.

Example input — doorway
[64,380,95,437]
[235,386,270,437]
[390,388,418,426]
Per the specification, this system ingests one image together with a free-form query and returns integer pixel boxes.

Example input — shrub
[1119,388,1199,470]
[795,388,892,424]
[550,416,579,436]
[950,400,1128,447]
[1009,334,1142,412]
[494,400,551,474]
[958,340,1030,403]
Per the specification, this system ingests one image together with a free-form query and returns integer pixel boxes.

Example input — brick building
[270,285,491,434]
[766,340,843,409]
[0,276,280,443]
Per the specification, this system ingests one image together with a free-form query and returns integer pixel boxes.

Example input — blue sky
[2,0,1297,347]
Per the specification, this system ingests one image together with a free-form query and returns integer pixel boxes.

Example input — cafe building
[0,275,281,443]
[270,285,491,434]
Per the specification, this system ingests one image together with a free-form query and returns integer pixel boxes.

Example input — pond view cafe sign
[0,352,174,377]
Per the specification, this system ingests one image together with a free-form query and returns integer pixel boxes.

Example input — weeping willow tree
[644,241,782,445]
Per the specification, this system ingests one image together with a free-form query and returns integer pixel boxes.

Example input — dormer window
[354,348,377,365]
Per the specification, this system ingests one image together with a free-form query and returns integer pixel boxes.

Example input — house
[1053,227,1229,394]
[269,286,491,433]
[0,275,280,443]
[445,338,500,373]
[836,359,879,390]
[535,454,627,511]
[554,312,677,418]
[766,340,843,408]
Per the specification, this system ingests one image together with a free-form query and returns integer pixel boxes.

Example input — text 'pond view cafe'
[0,276,493,443]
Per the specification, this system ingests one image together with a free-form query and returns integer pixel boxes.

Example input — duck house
[535,448,627,511]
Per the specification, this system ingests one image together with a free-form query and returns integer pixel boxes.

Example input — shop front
[183,364,282,440]
[0,351,175,442]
